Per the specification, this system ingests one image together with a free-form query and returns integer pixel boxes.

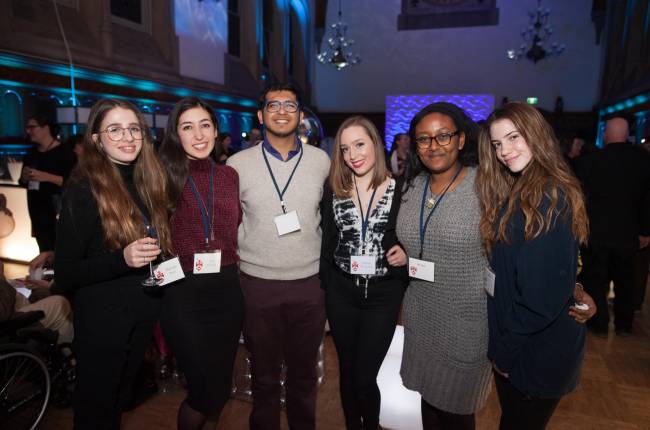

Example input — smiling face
[257,90,304,139]
[339,125,377,179]
[93,107,143,165]
[177,107,216,160]
[489,118,533,173]
[414,112,465,174]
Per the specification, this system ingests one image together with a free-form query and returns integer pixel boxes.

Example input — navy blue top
[262,138,302,161]
[487,196,585,399]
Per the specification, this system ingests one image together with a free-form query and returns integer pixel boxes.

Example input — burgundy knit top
[171,158,241,272]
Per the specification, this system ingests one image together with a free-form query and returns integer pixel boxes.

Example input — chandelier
[316,0,360,70]
[507,0,565,64]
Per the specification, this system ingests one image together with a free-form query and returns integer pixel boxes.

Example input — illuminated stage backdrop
[385,94,495,151]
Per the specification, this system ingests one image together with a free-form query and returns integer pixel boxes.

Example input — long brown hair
[329,116,390,198]
[73,99,171,252]
[159,96,219,206]
[477,102,588,254]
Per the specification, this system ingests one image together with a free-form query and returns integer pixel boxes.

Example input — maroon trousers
[240,272,326,430]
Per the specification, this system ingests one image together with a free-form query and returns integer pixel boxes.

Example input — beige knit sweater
[227,143,330,280]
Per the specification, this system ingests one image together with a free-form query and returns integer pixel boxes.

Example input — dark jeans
[326,270,404,430]
[72,280,160,430]
[421,398,475,430]
[581,245,636,331]
[241,272,326,430]
[494,374,560,430]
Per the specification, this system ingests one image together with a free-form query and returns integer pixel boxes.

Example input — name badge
[274,210,301,236]
[28,180,40,191]
[193,250,221,274]
[154,257,185,286]
[408,257,435,282]
[484,267,496,297]
[350,255,376,275]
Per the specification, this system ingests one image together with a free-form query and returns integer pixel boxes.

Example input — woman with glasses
[477,103,589,429]
[320,116,408,430]
[395,102,490,429]
[22,115,75,251]
[55,99,171,429]
[158,97,244,430]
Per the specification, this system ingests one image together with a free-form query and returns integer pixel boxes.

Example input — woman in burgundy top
[159,97,244,430]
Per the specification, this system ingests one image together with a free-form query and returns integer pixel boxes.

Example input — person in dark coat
[575,116,650,336]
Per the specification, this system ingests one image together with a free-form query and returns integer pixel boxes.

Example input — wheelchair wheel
[0,350,51,430]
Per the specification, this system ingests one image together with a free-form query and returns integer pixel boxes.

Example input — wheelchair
[0,310,76,430]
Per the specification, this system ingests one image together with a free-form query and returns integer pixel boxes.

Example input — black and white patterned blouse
[333,178,395,276]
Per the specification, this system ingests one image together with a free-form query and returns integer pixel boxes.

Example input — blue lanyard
[418,167,462,259]
[354,178,378,255]
[187,163,215,247]
[261,144,303,213]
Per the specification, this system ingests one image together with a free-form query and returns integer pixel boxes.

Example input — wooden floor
[34,279,650,429]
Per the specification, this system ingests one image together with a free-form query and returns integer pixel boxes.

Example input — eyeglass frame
[263,100,300,113]
[98,125,144,141]
[414,131,460,148]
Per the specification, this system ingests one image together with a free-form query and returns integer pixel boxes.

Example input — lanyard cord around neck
[353,177,378,255]
[418,166,463,259]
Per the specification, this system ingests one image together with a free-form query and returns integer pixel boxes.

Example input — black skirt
[160,264,244,415]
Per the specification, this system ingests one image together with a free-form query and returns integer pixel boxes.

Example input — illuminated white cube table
[378,325,423,430]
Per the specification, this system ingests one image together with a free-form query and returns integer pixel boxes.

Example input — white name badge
[193,251,221,274]
[484,267,496,297]
[28,180,40,190]
[408,257,435,282]
[153,257,185,286]
[350,255,376,275]
[274,210,301,236]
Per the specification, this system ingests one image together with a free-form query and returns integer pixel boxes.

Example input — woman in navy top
[477,102,590,430]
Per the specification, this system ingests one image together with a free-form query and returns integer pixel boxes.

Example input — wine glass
[141,225,161,291]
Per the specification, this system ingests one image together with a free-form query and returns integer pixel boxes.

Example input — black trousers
[581,244,636,331]
[326,269,405,430]
[420,398,475,430]
[494,374,560,430]
[72,277,161,430]
[161,264,244,417]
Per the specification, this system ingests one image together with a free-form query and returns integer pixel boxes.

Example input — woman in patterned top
[320,116,408,430]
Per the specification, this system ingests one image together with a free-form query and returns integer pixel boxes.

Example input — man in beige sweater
[227,83,330,430]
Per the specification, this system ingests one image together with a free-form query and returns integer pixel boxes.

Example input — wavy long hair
[159,97,219,206]
[477,102,588,255]
[403,102,478,192]
[329,116,390,198]
[73,99,171,252]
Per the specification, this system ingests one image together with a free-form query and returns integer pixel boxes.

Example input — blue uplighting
[0,53,256,109]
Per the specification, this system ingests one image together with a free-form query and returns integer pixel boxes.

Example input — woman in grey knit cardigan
[396,102,491,429]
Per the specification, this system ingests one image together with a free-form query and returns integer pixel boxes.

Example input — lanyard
[262,144,303,213]
[187,163,215,247]
[353,177,378,255]
[418,167,462,259]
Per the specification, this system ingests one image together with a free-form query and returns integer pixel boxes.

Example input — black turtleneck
[54,163,148,293]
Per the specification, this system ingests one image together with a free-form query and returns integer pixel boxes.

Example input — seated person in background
[0,259,73,344]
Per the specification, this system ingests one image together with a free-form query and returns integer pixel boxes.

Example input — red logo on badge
[351,261,359,272]
[410,265,417,275]
[155,271,165,281]
[195,259,203,272]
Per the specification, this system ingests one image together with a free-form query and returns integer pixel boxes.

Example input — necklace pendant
[426,197,436,209]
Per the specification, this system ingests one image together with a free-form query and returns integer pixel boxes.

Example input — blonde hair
[477,102,588,255]
[329,116,390,198]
